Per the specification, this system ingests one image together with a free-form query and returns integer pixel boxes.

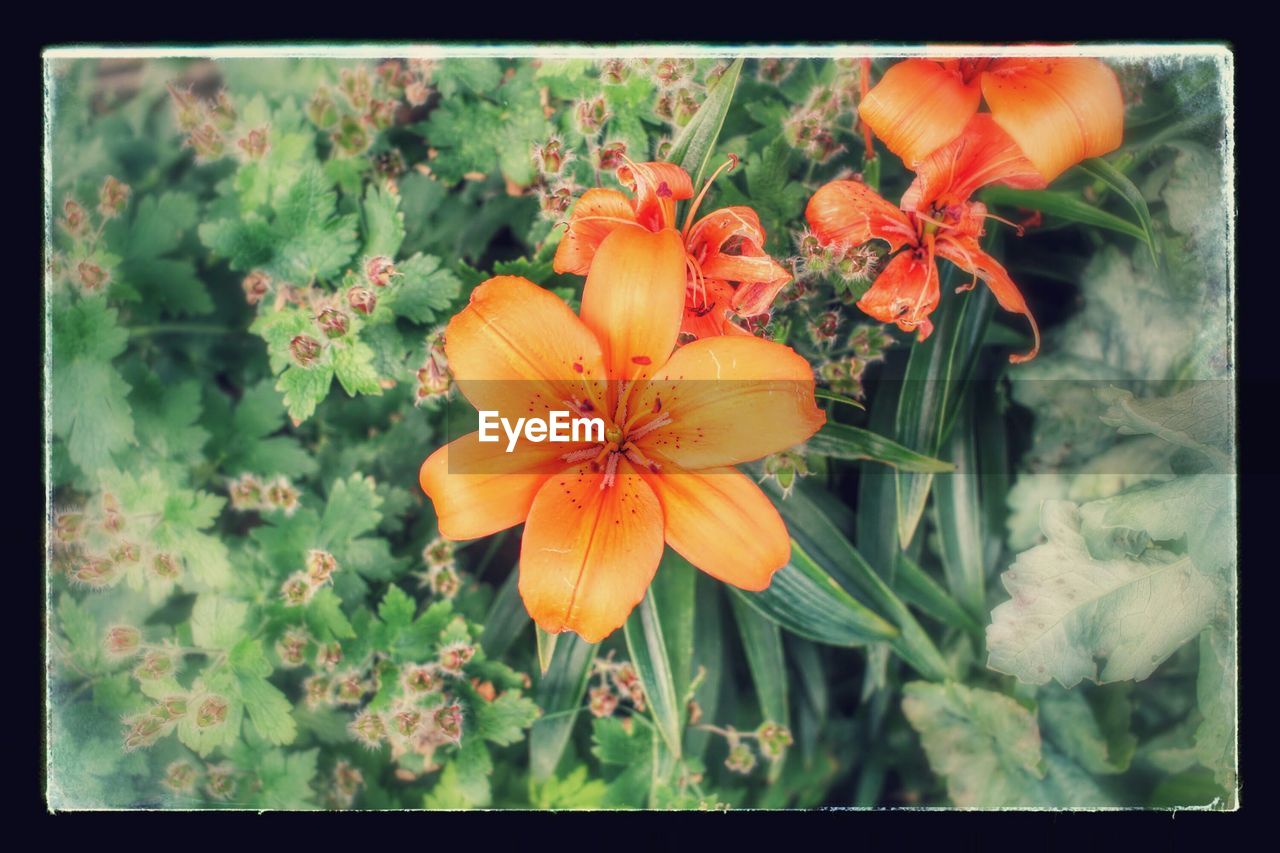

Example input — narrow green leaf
[767,480,952,681]
[667,58,744,189]
[732,540,898,647]
[729,594,789,781]
[529,633,597,782]
[894,282,994,549]
[982,185,1149,243]
[685,574,725,761]
[894,553,985,637]
[535,626,557,676]
[650,552,696,712]
[480,569,528,659]
[1074,157,1160,265]
[930,396,987,619]
[806,422,955,473]
[623,589,682,760]
[813,388,866,410]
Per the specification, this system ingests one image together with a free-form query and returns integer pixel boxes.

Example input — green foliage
[46,53,1235,811]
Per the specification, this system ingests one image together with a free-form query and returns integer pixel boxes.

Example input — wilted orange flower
[553,157,793,338]
[807,115,1047,362]
[421,226,825,641]
[860,56,1124,182]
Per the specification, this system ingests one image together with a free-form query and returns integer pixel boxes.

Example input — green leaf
[333,341,383,397]
[623,589,683,760]
[982,184,1149,244]
[1195,626,1237,795]
[930,396,987,619]
[361,182,405,259]
[893,553,985,637]
[729,594,789,779]
[51,296,135,479]
[1074,157,1160,264]
[190,594,248,650]
[733,540,898,647]
[276,363,334,425]
[987,500,1221,687]
[530,632,596,782]
[667,58,743,190]
[377,584,416,631]
[685,573,725,761]
[1038,685,1135,775]
[306,588,356,640]
[480,570,529,659]
[256,748,318,809]
[385,253,461,324]
[894,280,993,550]
[238,676,297,746]
[650,551,696,708]
[766,480,951,681]
[474,691,540,746]
[805,423,954,473]
[903,681,1113,808]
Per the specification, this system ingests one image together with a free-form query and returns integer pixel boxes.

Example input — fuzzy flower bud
[205,763,237,800]
[307,88,339,129]
[589,685,619,718]
[433,703,464,745]
[316,641,344,670]
[365,256,398,288]
[756,722,794,761]
[237,126,270,161]
[289,335,323,368]
[347,285,377,316]
[596,140,627,172]
[77,260,108,292]
[402,664,441,695]
[163,761,199,794]
[304,674,333,707]
[405,80,430,106]
[241,270,271,305]
[306,549,339,585]
[725,742,757,774]
[264,476,300,516]
[194,695,229,729]
[187,124,225,161]
[61,199,88,236]
[208,91,237,132]
[275,627,311,668]
[600,59,631,85]
[280,572,314,607]
[134,649,176,681]
[148,553,181,582]
[315,307,349,339]
[332,114,370,156]
[575,95,610,135]
[349,709,387,749]
[437,641,475,674]
[98,176,131,219]
[104,625,142,658]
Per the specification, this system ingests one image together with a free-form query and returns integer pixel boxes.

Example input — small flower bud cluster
[280,549,340,607]
[52,176,134,296]
[162,760,200,795]
[701,720,793,776]
[415,331,453,406]
[275,626,313,668]
[305,62,427,158]
[167,85,269,164]
[586,653,647,718]
[756,58,799,85]
[228,474,300,516]
[326,759,365,808]
[52,490,180,594]
[816,323,895,400]
[413,535,461,597]
[761,450,811,499]
[122,692,197,751]
[807,310,841,350]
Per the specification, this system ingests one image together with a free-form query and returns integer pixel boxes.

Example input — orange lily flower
[553,157,793,338]
[859,56,1124,182]
[421,225,825,642]
[807,115,1046,362]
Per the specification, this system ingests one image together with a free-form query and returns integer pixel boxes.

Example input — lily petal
[580,225,687,381]
[552,188,638,276]
[641,465,790,591]
[519,459,665,643]
[859,59,982,168]
[419,431,570,541]
[982,58,1125,183]
[900,114,1047,213]
[681,278,744,339]
[936,235,1040,363]
[445,275,609,419]
[617,160,694,232]
[806,180,917,253]
[855,249,941,342]
[687,206,767,253]
[632,336,826,469]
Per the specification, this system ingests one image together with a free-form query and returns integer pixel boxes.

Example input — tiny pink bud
[315,307,349,339]
[77,260,108,292]
[98,176,131,218]
[104,625,141,657]
[306,549,339,585]
[365,256,397,288]
[195,695,229,728]
[347,286,377,315]
[289,335,322,367]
